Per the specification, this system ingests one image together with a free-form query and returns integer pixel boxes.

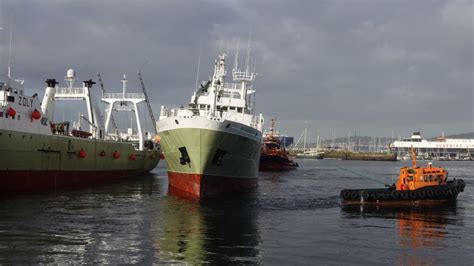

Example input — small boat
[340,148,466,205]
[259,118,298,171]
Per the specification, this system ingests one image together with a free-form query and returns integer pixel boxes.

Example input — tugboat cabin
[396,148,447,191]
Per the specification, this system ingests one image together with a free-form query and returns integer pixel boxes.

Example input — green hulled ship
[0,70,160,194]
[157,53,264,198]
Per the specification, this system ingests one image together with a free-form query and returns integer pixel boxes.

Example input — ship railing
[232,71,256,81]
[102,92,146,100]
[56,87,87,96]
[222,83,242,91]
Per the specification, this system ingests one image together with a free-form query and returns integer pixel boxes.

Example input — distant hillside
[445,132,474,139]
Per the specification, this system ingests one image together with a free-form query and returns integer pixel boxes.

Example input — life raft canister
[113,151,121,159]
[6,107,16,118]
[31,109,41,120]
[78,148,87,158]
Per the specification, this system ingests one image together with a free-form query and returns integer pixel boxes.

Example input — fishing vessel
[340,148,465,205]
[0,69,160,194]
[157,52,264,198]
[260,118,298,171]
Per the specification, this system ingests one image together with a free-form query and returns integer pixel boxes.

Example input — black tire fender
[426,190,434,198]
[360,191,369,200]
[409,191,418,199]
[390,190,399,199]
[401,191,409,199]
[371,192,380,200]
[418,190,426,199]
[341,190,351,199]
[350,191,358,200]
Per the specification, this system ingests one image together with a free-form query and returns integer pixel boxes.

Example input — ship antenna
[245,32,251,74]
[234,38,240,72]
[194,42,202,92]
[7,17,13,78]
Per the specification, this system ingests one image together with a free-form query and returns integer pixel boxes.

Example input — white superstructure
[158,52,264,137]
[39,69,154,151]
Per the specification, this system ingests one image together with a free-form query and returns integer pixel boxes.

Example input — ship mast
[7,18,13,78]
[232,38,257,113]
[138,71,157,135]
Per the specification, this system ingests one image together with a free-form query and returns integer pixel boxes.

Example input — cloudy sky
[1,0,472,139]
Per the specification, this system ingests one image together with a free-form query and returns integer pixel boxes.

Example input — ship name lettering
[18,96,33,107]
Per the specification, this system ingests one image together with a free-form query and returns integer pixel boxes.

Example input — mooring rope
[335,165,390,186]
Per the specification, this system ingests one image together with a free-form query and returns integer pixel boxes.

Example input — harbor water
[0,160,473,264]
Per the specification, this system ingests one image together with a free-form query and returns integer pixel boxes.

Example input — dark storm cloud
[0,0,472,139]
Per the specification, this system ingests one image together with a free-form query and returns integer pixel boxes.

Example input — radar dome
[66,69,75,79]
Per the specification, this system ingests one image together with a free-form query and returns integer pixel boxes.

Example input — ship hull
[157,117,262,198]
[259,154,298,171]
[340,179,465,206]
[0,129,160,194]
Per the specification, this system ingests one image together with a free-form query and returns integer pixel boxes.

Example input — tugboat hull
[340,179,465,205]
[259,155,298,171]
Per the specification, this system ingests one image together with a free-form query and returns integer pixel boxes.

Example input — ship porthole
[175,119,179,125]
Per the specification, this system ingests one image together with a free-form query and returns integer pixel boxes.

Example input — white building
[390,132,474,160]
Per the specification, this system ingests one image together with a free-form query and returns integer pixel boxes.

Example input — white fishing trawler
[157,52,264,197]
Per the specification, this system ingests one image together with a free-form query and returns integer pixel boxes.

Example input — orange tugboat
[259,118,298,171]
[340,148,465,205]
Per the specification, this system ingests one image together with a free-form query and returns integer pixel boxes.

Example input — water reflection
[154,189,261,264]
[0,174,165,264]
[341,204,462,264]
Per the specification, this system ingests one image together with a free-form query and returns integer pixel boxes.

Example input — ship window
[0,112,3,118]
[408,176,413,181]
[7,96,14,102]
[17,115,20,120]
[237,108,242,113]
[41,118,48,126]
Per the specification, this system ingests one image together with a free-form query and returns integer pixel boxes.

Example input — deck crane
[138,70,157,135]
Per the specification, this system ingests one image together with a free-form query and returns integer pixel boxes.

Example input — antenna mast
[194,43,202,92]
[138,70,157,134]
[7,18,13,78]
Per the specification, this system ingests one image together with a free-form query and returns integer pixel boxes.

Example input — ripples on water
[0,160,473,264]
